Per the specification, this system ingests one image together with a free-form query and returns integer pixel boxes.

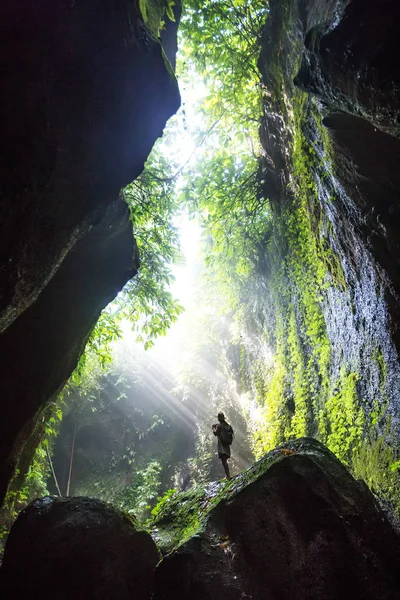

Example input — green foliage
[139,0,176,37]
[0,524,8,558]
[181,0,266,127]
[150,487,178,521]
[85,311,123,368]
[2,397,65,526]
[116,460,163,519]
[20,448,50,499]
[178,1,267,308]
[72,337,114,391]
[3,341,111,528]
[122,149,184,349]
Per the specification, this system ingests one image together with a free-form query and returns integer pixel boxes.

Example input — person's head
[217,412,225,422]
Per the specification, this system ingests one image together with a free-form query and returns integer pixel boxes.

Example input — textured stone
[0,496,159,599]
[293,0,400,328]
[153,439,400,600]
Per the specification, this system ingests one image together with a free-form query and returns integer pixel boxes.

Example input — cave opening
[1,0,400,597]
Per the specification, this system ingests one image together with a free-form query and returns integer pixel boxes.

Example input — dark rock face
[0,1,180,502]
[0,0,179,332]
[153,439,400,600]
[0,496,159,599]
[295,0,400,137]
[0,198,138,504]
[294,0,400,330]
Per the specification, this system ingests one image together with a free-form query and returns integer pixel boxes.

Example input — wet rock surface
[153,438,400,600]
[0,496,159,600]
[256,0,400,471]
[293,0,400,334]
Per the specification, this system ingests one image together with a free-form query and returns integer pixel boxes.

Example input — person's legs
[221,456,231,480]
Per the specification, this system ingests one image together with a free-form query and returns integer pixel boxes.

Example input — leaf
[165,1,175,22]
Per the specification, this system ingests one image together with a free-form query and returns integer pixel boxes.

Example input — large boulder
[0,496,159,599]
[153,438,400,600]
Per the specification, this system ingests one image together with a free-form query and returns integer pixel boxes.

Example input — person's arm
[212,423,220,437]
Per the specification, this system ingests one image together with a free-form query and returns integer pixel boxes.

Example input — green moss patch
[148,438,319,554]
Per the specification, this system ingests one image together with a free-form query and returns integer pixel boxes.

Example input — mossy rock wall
[239,0,400,509]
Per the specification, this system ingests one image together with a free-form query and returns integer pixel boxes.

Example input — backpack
[220,422,234,445]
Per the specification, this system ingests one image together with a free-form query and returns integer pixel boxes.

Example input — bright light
[170,213,202,306]
[158,63,209,176]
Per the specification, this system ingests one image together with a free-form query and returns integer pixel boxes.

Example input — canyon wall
[236,0,400,507]
[0,0,180,503]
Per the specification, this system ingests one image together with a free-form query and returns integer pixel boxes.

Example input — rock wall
[239,0,400,500]
[0,0,180,503]
[294,0,400,320]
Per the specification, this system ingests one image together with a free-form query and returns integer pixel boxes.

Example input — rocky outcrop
[153,439,400,600]
[0,496,159,599]
[0,1,180,503]
[295,0,400,138]
[0,0,179,333]
[3,440,398,599]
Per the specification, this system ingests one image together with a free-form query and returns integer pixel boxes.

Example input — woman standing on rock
[212,412,234,480]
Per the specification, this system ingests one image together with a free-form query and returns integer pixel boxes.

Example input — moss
[352,420,400,517]
[255,91,335,452]
[138,0,177,77]
[253,353,288,458]
[139,0,171,37]
[0,524,8,559]
[286,306,310,438]
[149,486,209,551]
[373,347,388,388]
[318,369,364,464]
[149,438,319,554]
